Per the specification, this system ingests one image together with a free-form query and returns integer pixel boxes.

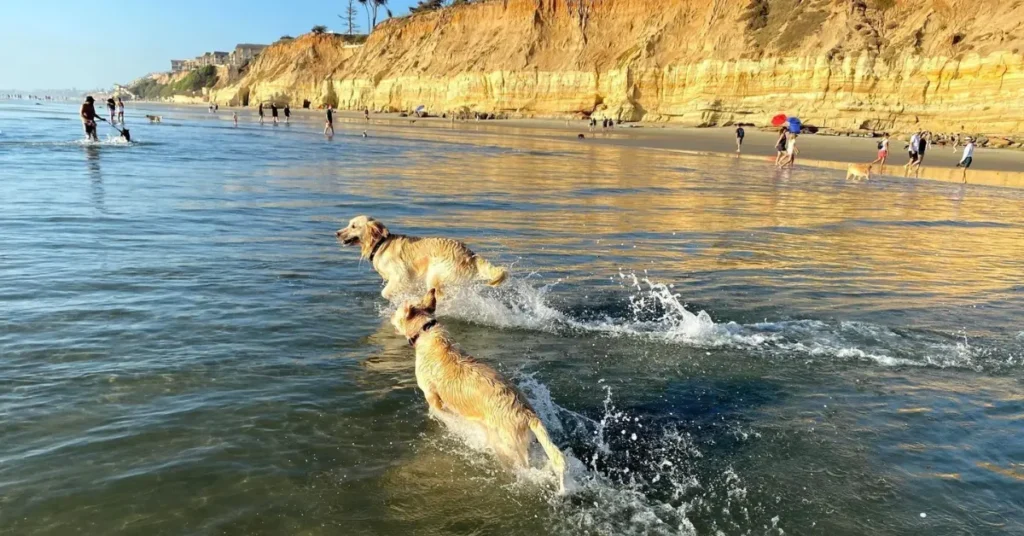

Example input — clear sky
[0,0,419,91]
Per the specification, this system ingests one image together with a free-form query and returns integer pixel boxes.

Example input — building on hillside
[229,44,268,67]
[171,59,188,73]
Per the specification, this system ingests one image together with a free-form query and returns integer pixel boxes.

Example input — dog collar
[368,235,392,263]
[408,319,437,346]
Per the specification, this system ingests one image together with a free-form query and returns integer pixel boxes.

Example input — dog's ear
[404,304,417,320]
[421,288,437,314]
[366,219,389,244]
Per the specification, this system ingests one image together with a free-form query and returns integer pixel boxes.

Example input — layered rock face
[213,0,1024,134]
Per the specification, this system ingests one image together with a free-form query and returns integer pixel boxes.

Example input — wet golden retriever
[392,289,568,492]
[336,216,507,300]
[846,163,872,181]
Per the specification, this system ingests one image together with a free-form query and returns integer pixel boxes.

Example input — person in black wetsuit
[284,104,290,124]
[271,103,279,125]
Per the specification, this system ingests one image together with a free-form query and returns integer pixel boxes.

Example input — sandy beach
[319,111,1024,188]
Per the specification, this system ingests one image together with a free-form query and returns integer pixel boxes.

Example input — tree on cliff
[358,0,389,30]
[311,25,328,34]
[410,0,444,13]
[339,0,361,35]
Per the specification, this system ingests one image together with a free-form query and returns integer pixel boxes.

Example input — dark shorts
[908,151,919,163]
[84,122,96,136]
[959,156,973,168]
[737,136,744,144]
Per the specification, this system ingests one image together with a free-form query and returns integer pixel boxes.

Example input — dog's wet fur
[392,289,568,492]
[336,215,507,300]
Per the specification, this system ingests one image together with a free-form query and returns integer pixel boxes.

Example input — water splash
[406,271,1012,371]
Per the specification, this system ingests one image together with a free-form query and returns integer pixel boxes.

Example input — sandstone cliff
[211,0,1024,134]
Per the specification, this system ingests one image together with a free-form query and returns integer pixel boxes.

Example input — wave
[423,272,1017,372]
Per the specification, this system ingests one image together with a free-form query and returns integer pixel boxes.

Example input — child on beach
[735,125,745,153]
[774,128,788,166]
[956,137,975,183]
[871,133,890,171]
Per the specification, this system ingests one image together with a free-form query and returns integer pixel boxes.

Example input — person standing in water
[284,104,290,124]
[735,125,745,153]
[324,105,334,136]
[80,96,102,141]
[106,97,116,123]
[116,97,124,123]
[774,128,788,166]
[258,103,265,125]
[271,103,279,125]
[232,111,238,127]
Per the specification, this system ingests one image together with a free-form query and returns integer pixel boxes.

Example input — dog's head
[336,215,390,258]
[391,289,438,342]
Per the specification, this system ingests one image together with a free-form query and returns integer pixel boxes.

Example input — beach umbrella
[787,116,802,133]
[771,113,787,127]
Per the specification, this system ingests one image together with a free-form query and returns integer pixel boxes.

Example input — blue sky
[0,0,419,91]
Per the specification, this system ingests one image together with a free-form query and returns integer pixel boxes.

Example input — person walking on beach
[784,133,798,167]
[106,97,116,123]
[116,97,124,123]
[774,128,788,166]
[258,103,265,125]
[735,125,745,153]
[589,118,596,132]
[324,105,334,136]
[904,131,921,177]
[956,137,975,183]
[906,131,928,177]
[80,96,101,142]
[271,103,279,125]
[871,133,890,171]
[364,107,370,122]
[284,104,290,124]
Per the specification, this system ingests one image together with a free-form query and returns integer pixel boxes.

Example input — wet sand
[332,111,1024,188]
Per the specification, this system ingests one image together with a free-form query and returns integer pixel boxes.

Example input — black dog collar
[368,235,392,263]
[408,319,437,346]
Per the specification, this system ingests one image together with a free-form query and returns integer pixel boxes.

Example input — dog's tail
[529,416,568,493]
[474,257,508,286]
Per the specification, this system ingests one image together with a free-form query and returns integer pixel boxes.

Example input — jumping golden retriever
[846,163,872,181]
[392,289,568,492]
[336,216,508,300]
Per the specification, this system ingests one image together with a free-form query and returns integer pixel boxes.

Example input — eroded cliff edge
[212,0,1024,134]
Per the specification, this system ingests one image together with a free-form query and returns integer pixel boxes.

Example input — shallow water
[2,101,1023,535]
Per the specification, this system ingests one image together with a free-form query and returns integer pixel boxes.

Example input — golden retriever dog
[336,216,508,300]
[392,289,568,492]
[846,163,872,181]
[145,115,162,123]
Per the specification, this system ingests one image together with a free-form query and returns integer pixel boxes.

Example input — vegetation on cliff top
[130,66,219,99]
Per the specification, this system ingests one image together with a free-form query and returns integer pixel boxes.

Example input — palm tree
[357,0,388,30]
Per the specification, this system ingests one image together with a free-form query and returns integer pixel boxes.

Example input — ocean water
[1,101,1023,535]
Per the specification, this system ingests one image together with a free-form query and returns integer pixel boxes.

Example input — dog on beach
[845,163,872,181]
[392,289,569,492]
[336,216,508,300]
[577,133,586,139]
[145,115,161,123]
